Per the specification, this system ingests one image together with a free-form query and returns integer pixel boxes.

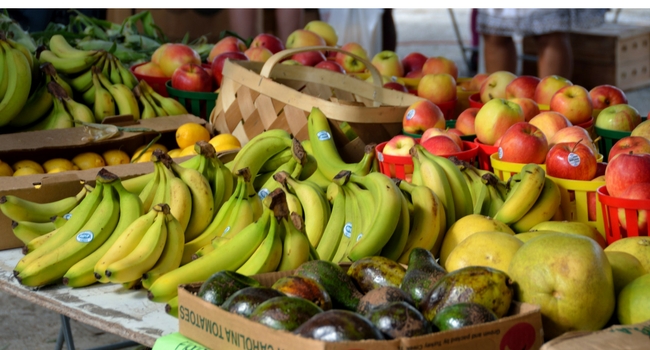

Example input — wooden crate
[523,22,650,90]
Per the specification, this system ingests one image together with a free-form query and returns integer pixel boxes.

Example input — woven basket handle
[259,46,385,89]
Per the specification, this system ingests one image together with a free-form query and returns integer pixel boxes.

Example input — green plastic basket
[402,120,475,142]
[165,81,218,121]
[595,116,647,162]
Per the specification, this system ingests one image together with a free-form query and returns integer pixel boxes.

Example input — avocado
[294,260,363,311]
[432,302,498,331]
[347,256,406,293]
[366,301,431,339]
[293,309,384,342]
[249,296,323,331]
[400,248,447,308]
[356,286,414,316]
[271,275,332,311]
[198,270,261,307]
[221,286,285,318]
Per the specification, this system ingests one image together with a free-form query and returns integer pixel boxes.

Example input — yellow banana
[38,49,103,75]
[331,175,360,263]
[139,162,161,212]
[7,77,53,128]
[510,177,561,233]
[67,54,101,93]
[236,208,281,275]
[171,161,214,241]
[493,164,546,225]
[63,95,95,124]
[42,62,74,98]
[26,91,74,130]
[92,66,116,122]
[141,211,186,289]
[379,189,410,261]
[315,182,346,262]
[167,171,193,233]
[107,54,123,85]
[0,185,87,223]
[49,34,97,59]
[115,57,139,89]
[230,136,293,180]
[96,67,140,120]
[137,87,157,119]
[148,87,188,116]
[142,88,168,117]
[11,220,56,246]
[423,152,473,220]
[412,145,455,226]
[277,213,312,271]
[0,40,32,127]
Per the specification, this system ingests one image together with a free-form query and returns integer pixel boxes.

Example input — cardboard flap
[38,172,84,187]
[541,321,650,350]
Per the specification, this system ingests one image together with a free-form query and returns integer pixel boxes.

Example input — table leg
[54,314,141,350]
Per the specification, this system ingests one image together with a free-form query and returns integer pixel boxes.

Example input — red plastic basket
[474,137,499,171]
[131,62,171,97]
[376,140,479,181]
[597,186,650,245]
[468,93,485,109]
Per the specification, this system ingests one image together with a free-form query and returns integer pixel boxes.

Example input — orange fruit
[176,122,211,149]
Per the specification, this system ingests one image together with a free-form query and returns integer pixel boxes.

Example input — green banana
[0,40,32,127]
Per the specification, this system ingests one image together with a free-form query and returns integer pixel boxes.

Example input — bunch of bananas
[133,80,188,119]
[0,32,33,128]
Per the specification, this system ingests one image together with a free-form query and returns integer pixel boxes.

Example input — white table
[0,248,178,348]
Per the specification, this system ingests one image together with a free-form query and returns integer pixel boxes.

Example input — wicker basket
[209,46,426,162]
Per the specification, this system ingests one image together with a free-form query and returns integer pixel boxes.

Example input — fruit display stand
[597,186,650,245]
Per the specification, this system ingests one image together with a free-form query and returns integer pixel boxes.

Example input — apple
[285,29,326,49]
[421,135,462,156]
[595,104,642,132]
[529,111,573,143]
[605,152,650,198]
[618,182,650,235]
[474,98,525,146]
[455,107,479,135]
[509,97,540,122]
[250,33,285,54]
[498,122,548,164]
[589,84,628,110]
[383,81,408,93]
[479,71,517,103]
[291,51,326,67]
[546,142,598,181]
[371,50,404,77]
[505,75,541,99]
[587,175,606,221]
[171,63,213,92]
[549,125,598,156]
[244,46,273,63]
[534,75,573,105]
[417,73,457,105]
[304,20,338,46]
[382,135,416,157]
[402,100,445,134]
[421,127,463,149]
[335,42,368,73]
[469,73,488,91]
[421,56,459,80]
[281,59,301,66]
[401,52,427,75]
[154,43,202,78]
[447,128,465,138]
[314,60,345,74]
[631,119,650,140]
[405,70,424,79]
[549,85,594,125]
[608,136,650,162]
[133,61,166,78]
[210,51,248,88]
[208,36,247,63]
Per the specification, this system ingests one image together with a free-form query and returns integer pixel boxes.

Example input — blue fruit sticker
[317,131,331,141]
[406,109,416,120]
[343,223,352,238]
[568,152,581,167]
[63,213,72,220]
[258,188,270,200]
[498,147,503,159]
[76,231,94,243]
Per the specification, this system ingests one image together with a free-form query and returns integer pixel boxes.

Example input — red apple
[335,42,368,73]
[133,61,166,78]
[505,75,541,99]
[456,107,479,135]
[314,60,345,74]
[244,46,273,63]
[250,33,285,54]
[549,125,598,156]
[509,97,540,122]
[421,135,462,156]
[208,36,247,63]
[291,51,326,67]
[401,52,428,75]
[608,136,650,162]
[595,104,642,132]
[529,111,573,143]
[587,175,606,221]
[421,127,463,149]
[382,135,416,157]
[417,73,457,105]
[534,75,573,105]
[383,81,408,93]
[546,142,598,181]
[549,85,594,125]
[402,100,446,134]
[155,43,202,78]
[632,119,650,141]
[605,152,650,198]
[618,182,650,235]
[171,63,213,92]
[469,73,488,91]
[447,128,464,138]
[480,71,517,103]
[474,98,525,146]
[405,70,424,79]
[589,84,628,110]
[211,51,248,88]
[285,29,326,49]
[371,50,404,77]
[421,56,459,80]
[498,122,548,164]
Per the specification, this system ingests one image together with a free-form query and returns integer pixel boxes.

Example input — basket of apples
[593,98,646,161]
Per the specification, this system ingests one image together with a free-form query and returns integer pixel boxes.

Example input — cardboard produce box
[178,270,544,350]
[541,320,650,350]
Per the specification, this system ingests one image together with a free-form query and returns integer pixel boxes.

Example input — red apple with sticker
[244,46,273,63]
[314,60,345,74]
[401,52,428,75]
[285,29,326,49]
[505,75,541,99]
[421,127,463,149]
[382,135,416,157]
[549,125,598,156]
[546,142,598,181]
[607,136,650,162]
[474,98,524,146]
[549,85,594,125]
[371,50,404,77]
[589,84,628,110]
[250,33,285,54]
[402,100,446,134]
[509,97,540,122]
[154,43,202,77]
[529,111,573,143]
[617,182,650,235]
[417,73,457,105]
[605,152,650,198]
[534,75,573,105]
[211,51,248,87]
[292,51,326,67]
[335,42,368,73]
[208,36,247,63]
[171,63,213,92]
[421,56,459,80]
[595,104,642,132]
[421,135,463,156]
[498,122,548,164]
[456,107,479,135]
[480,71,517,103]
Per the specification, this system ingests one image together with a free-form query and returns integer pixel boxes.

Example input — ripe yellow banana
[230,136,293,180]
[171,161,214,241]
[423,152,473,220]
[7,77,53,128]
[11,220,56,246]
[0,40,32,127]
[63,95,95,124]
[0,185,88,224]
[277,212,313,271]
[49,34,97,59]
[493,163,546,225]
[510,177,561,233]
[147,86,188,116]
[38,49,103,75]
[136,85,157,119]
[92,66,116,122]
[331,174,361,263]
[236,208,281,275]
[141,211,185,289]
[26,91,74,131]
[96,67,140,120]
[139,162,161,212]
[379,189,410,261]
[412,145,455,226]
[315,182,346,262]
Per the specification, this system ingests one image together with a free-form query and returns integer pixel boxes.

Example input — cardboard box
[541,320,650,350]
[178,270,544,350]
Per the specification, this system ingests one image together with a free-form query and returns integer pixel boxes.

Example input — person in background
[228,9,305,43]
[477,9,608,78]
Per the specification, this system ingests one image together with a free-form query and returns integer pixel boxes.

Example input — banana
[105,204,168,284]
[379,189,410,261]
[171,161,214,241]
[151,161,169,211]
[136,85,157,119]
[52,215,69,229]
[0,185,87,223]
[277,212,312,271]
[166,296,179,318]
[107,54,123,85]
[43,62,74,98]
[7,77,53,128]
[483,173,506,218]
[412,145,456,226]
[27,91,74,130]
[92,66,116,122]
[38,49,103,75]
[0,40,32,127]
[146,85,188,116]
[6,37,33,70]
[63,95,95,124]
[49,34,97,59]
[122,172,155,194]
[23,229,56,254]
[205,144,235,215]
[230,136,293,180]
[63,179,143,288]
[94,207,159,283]
[139,162,161,212]
[397,180,446,263]
[259,148,293,173]
[143,89,168,117]
[167,170,193,233]
[17,176,120,287]
[0,42,8,99]
[96,67,140,120]
[315,183,346,262]
[236,208,281,275]
[11,220,56,245]
[331,173,361,263]
[258,157,298,200]
[115,57,139,89]
[243,167,264,222]
[510,177,561,233]
[216,170,256,246]
[423,152,473,220]
[493,164,546,225]
[67,54,102,93]
[141,210,185,289]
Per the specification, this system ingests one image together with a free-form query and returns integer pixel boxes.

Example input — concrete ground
[1,8,649,350]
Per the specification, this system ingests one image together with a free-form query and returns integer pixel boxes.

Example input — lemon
[43,158,76,173]
[103,149,131,166]
[132,143,168,162]
[176,122,211,149]
[12,159,45,174]
[167,148,183,158]
[72,152,106,170]
[209,133,242,153]
[179,145,198,157]
[0,160,13,176]
[13,167,42,176]
[47,168,68,174]
[134,151,154,163]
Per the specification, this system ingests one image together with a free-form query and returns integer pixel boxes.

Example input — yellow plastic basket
[489,153,547,182]
[547,175,606,238]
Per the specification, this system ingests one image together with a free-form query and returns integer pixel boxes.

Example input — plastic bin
[489,153,547,182]
[468,93,484,109]
[131,62,171,97]
[595,117,647,162]
[474,138,498,171]
[597,186,650,245]
[166,81,218,121]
